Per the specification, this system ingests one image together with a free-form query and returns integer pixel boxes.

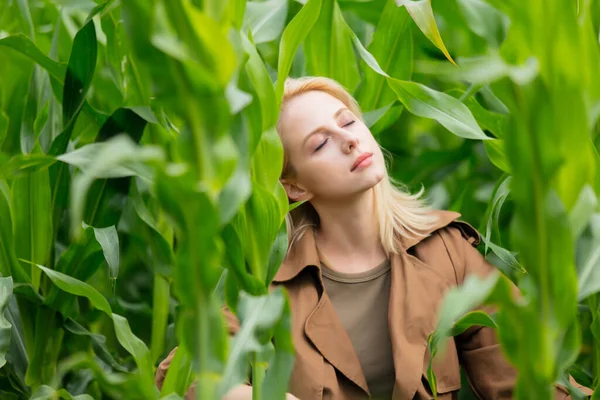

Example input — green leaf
[446,88,508,138]
[395,0,455,65]
[243,0,288,44]
[416,53,539,86]
[0,111,7,149]
[246,185,286,283]
[276,0,323,101]
[449,310,497,336]
[288,200,306,212]
[481,175,510,251]
[218,162,252,227]
[151,274,170,363]
[0,277,13,368]
[0,35,105,136]
[25,307,64,388]
[15,0,34,40]
[222,222,265,296]
[251,127,284,191]
[57,135,164,237]
[483,240,524,277]
[62,20,97,129]
[34,263,157,397]
[155,168,223,301]
[304,0,359,91]
[34,263,112,315]
[347,27,487,140]
[112,314,156,393]
[130,182,176,277]
[569,185,597,240]
[338,0,385,25]
[63,319,127,373]
[386,80,489,140]
[556,319,581,380]
[455,0,508,47]
[226,78,253,115]
[55,353,140,398]
[265,221,288,285]
[57,138,162,180]
[260,294,295,400]
[159,394,185,400]
[241,34,277,135]
[484,139,510,173]
[0,154,56,179]
[90,225,120,281]
[426,273,502,396]
[33,101,49,144]
[0,35,66,81]
[426,335,439,399]
[578,243,600,301]
[44,229,103,315]
[217,288,287,398]
[30,385,94,400]
[475,163,515,279]
[1,294,29,394]
[0,188,29,283]
[433,272,500,354]
[11,169,52,290]
[84,107,150,227]
[20,67,41,155]
[355,0,413,111]
[159,347,193,397]
[85,0,118,23]
[164,2,236,88]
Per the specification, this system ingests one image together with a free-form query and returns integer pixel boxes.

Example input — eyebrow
[302,107,350,147]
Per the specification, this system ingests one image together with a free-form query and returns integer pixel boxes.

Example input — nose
[340,130,359,154]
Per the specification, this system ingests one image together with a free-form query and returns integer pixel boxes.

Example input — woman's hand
[223,384,300,400]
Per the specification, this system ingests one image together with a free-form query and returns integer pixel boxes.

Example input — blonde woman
[156,77,590,399]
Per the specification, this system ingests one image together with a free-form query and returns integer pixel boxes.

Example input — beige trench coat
[156,210,592,399]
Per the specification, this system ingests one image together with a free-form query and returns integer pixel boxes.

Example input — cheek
[295,154,347,189]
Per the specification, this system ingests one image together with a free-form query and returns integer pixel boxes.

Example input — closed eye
[315,138,328,152]
[343,120,355,127]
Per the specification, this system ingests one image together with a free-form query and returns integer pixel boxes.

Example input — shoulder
[407,210,483,284]
[405,209,481,250]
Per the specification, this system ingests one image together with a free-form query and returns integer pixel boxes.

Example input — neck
[311,188,387,272]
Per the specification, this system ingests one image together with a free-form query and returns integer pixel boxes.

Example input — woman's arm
[156,349,300,400]
[155,306,300,400]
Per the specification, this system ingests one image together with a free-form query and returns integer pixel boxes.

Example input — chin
[369,163,386,184]
[356,169,386,193]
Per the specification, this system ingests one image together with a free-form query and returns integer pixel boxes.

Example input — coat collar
[273,209,462,283]
[272,209,467,399]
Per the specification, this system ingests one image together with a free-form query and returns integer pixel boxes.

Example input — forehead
[279,90,348,141]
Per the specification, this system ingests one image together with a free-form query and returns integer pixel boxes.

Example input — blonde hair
[278,76,439,255]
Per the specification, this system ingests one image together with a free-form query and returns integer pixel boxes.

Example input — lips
[351,152,373,171]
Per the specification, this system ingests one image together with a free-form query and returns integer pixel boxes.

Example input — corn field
[0,0,599,399]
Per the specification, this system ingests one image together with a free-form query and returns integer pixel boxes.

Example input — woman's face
[278,90,386,202]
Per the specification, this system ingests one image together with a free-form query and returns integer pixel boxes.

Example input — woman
[156,77,590,399]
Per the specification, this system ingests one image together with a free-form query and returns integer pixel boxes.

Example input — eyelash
[315,138,328,152]
[314,121,355,152]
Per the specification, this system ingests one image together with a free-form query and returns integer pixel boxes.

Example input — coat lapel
[273,231,370,396]
[389,210,462,400]
[304,290,370,395]
[389,251,450,399]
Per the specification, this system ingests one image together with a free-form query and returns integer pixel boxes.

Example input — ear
[280,178,313,202]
